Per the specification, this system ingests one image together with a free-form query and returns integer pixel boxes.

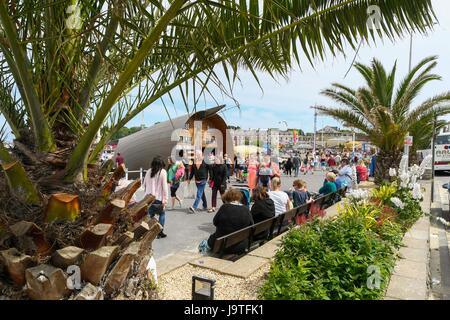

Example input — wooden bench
[211,187,347,260]
[212,218,279,260]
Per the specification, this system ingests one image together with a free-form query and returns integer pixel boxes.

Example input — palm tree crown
[317,56,450,180]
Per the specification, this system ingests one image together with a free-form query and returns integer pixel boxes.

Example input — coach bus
[434,132,450,172]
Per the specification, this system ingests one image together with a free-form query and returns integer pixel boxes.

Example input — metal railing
[124,168,146,184]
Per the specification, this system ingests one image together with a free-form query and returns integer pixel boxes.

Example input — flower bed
[259,156,430,300]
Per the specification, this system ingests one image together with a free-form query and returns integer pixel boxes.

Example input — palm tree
[0,0,437,299]
[316,56,450,183]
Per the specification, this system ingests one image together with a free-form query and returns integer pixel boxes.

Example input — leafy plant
[260,182,423,300]
[371,184,398,205]
[393,188,423,230]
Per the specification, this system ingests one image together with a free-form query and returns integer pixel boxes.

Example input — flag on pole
[293,129,297,143]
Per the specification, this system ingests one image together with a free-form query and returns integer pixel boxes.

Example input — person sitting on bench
[251,187,275,240]
[319,172,337,195]
[268,177,293,216]
[292,179,313,207]
[202,188,254,255]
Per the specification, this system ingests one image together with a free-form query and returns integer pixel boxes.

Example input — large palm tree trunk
[374,150,403,184]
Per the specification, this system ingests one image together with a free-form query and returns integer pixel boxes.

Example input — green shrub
[394,188,423,230]
[259,216,396,300]
[260,183,423,300]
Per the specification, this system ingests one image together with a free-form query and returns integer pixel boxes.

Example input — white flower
[399,172,409,189]
[390,197,405,209]
[412,183,423,200]
[346,189,370,203]
[409,164,421,177]
[398,155,408,176]
[419,155,432,176]
[389,168,397,177]
[409,174,417,186]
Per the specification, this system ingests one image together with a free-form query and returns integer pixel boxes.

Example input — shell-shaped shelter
[115,105,229,172]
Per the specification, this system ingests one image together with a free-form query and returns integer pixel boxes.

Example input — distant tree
[110,126,143,140]
[317,56,450,183]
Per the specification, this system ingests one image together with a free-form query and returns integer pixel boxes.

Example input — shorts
[170,183,180,197]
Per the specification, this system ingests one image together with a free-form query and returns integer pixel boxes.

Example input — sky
[126,0,450,133]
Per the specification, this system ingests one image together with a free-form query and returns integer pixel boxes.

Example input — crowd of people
[120,148,376,247]
[279,150,375,181]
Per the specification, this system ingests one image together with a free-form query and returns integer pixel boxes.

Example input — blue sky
[126,0,450,133]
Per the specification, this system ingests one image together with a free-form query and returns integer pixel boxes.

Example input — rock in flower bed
[259,156,428,300]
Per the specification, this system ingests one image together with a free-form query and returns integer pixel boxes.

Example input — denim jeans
[294,166,300,177]
[193,180,207,209]
[148,200,165,227]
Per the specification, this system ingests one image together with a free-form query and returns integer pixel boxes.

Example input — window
[436,135,450,145]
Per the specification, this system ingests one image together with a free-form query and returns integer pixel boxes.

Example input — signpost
[404,134,413,169]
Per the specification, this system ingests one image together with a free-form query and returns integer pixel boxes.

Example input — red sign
[404,136,413,146]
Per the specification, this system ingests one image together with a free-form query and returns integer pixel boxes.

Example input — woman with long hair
[144,156,169,238]
[188,151,209,213]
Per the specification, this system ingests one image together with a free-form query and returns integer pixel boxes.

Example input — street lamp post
[431,112,437,202]
[312,106,317,155]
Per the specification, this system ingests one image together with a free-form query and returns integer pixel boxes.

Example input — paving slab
[267,234,285,247]
[248,242,280,259]
[219,255,269,279]
[189,256,233,272]
[398,247,428,264]
[158,250,202,276]
[403,229,429,241]
[402,236,429,250]
[410,219,430,232]
[393,258,427,281]
[385,274,428,300]
[324,204,340,219]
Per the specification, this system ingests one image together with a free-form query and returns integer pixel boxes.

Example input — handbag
[150,201,164,215]
[209,180,214,188]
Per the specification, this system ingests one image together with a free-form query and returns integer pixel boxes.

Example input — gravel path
[157,263,271,300]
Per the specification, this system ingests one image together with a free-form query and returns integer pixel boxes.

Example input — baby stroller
[231,183,251,207]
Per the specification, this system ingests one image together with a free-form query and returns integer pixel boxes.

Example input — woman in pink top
[144,156,169,238]
[247,154,259,191]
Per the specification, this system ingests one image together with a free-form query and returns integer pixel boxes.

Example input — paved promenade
[136,171,327,260]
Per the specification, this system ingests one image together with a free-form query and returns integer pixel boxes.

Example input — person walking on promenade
[285,157,293,177]
[247,153,259,192]
[224,153,232,182]
[167,158,184,209]
[115,152,125,169]
[144,156,169,238]
[208,155,228,213]
[188,152,209,213]
[327,154,337,170]
[293,154,301,177]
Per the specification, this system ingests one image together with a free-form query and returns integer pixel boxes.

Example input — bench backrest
[212,188,346,259]
[297,202,310,216]
[253,218,277,236]
[212,225,253,254]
